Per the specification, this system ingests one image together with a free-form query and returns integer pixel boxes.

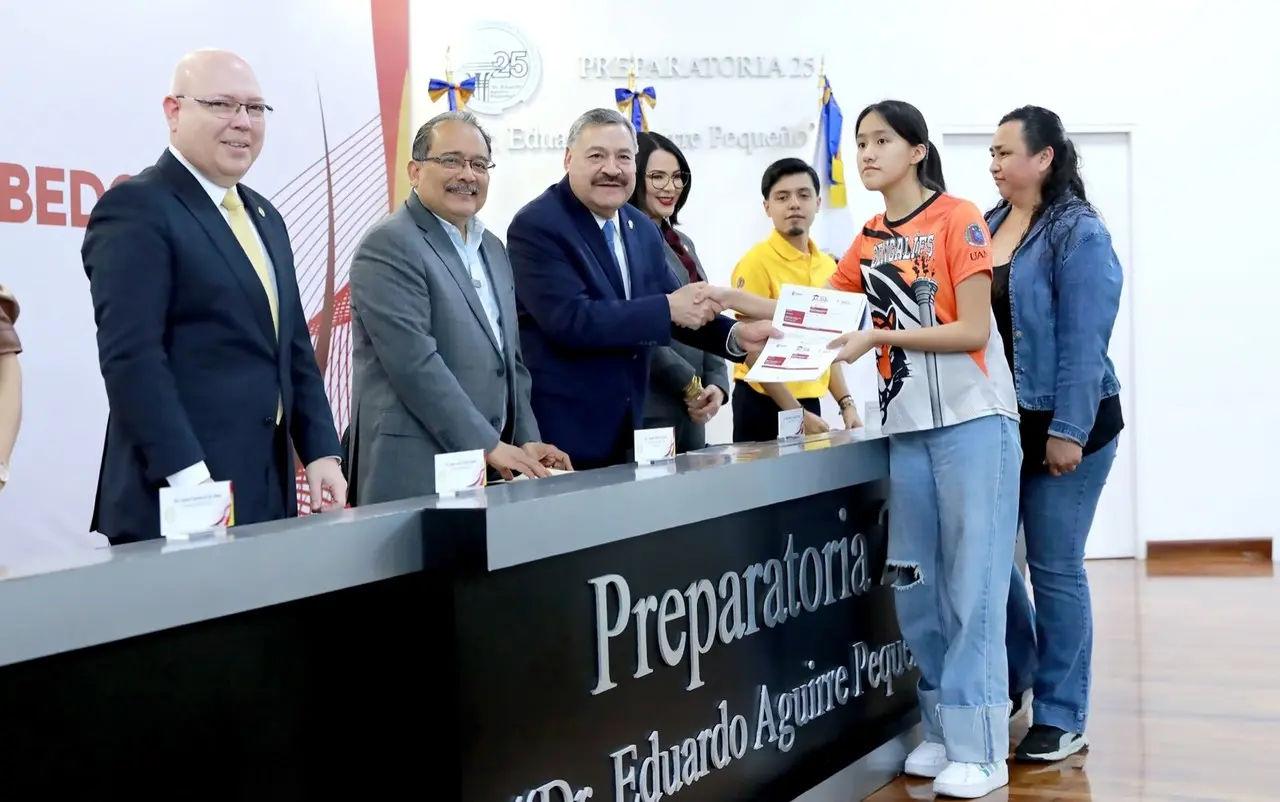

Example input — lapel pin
[627,219,634,230]
[257,206,265,217]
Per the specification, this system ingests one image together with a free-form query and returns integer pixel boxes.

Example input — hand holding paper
[744,284,868,384]
[733,318,783,360]
[827,330,878,365]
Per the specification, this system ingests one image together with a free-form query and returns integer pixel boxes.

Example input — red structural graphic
[288,0,409,513]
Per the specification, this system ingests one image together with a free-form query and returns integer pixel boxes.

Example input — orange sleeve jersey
[831,193,1017,434]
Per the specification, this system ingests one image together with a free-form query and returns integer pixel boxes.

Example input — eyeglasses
[175,96,274,121]
[647,171,689,190]
[422,155,495,175]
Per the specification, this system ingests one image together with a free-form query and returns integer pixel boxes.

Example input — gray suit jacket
[348,192,539,505]
[644,227,730,451]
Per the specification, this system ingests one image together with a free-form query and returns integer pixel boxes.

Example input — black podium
[0,431,917,800]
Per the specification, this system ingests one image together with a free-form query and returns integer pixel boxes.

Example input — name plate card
[777,408,804,440]
[434,449,487,496]
[863,400,882,437]
[633,427,676,465]
[159,480,234,540]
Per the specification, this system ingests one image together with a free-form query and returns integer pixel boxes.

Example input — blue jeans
[1006,435,1119,734]
[887,413,1022,764]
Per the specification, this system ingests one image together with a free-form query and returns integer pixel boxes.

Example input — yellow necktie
[222,188,283,424]
[221,188,279,334]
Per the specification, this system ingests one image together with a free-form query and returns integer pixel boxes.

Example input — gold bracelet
[686,376,706,401]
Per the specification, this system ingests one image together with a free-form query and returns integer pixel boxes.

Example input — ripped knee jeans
[885,413,1022,764]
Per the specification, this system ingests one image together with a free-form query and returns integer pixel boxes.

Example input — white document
[744,284,868,384]
[159,480,234,540]
[507,467,573,482]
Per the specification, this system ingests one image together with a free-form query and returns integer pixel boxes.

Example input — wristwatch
[0,460,8,491]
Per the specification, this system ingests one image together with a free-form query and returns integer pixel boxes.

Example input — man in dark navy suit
[507,108,777,469]
[82,49,345,545]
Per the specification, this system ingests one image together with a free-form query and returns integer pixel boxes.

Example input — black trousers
[731,380,822,443]
[573,419,636,471]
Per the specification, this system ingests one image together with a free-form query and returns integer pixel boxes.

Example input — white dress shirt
[431,208,508,434]
[165,146,279,487]
[430,209,504,353]
[167,145,277,298]
[592,211,632,299]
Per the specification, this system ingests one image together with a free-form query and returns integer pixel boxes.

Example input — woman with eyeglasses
[628,131,729,452]
[0,284,23,495]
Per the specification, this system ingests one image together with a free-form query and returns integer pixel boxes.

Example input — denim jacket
[986,197,1122,446]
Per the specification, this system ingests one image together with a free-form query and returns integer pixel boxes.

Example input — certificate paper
[744,284,868,384]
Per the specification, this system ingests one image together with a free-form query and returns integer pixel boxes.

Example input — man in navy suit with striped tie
[82,49,345,544]
[507,108,777,469]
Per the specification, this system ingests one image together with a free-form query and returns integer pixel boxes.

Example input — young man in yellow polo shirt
[729,157,861,442]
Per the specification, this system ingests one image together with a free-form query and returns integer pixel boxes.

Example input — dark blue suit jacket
[81,150,341,543]
[507,177,742,466]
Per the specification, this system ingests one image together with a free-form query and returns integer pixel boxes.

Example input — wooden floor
[865,554,1280,801]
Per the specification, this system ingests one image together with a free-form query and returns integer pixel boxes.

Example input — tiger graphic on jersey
[831,193,1019,435]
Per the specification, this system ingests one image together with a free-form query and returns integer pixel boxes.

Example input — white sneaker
[932,760,1009,798]
[903,740,948,778]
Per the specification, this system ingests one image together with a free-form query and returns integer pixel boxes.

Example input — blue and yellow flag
[810,70,858,258]
[615,64,656,132]
[817,75,846,208]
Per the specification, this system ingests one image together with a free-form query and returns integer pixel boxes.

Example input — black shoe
[1014,724,1088,763]
[1009,689,1031,722]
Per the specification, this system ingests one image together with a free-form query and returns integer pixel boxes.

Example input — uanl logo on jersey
[964,223,987,247]
[871,233,936,269]
[963,223,989,261]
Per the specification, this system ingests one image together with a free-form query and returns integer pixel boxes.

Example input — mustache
[593,175,625,186]
[446,181,479,194]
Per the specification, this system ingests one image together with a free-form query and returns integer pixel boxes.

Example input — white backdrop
[0,0,405,561]
[409,8,877,447]
[409,0,1280,549]
[2,0,1277,561]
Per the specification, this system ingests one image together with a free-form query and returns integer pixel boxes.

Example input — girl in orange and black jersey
[826,101,1020,799]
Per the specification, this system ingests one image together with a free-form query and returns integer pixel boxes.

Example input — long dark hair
[629,131,691,225]
[855,100,945,193]
[988,105,1093,235]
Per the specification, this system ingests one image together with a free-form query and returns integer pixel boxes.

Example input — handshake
[667,281,733,329]
[665,282,781,361]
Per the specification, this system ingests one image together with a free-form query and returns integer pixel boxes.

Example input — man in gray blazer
[348,111,570,505]
[645,229,730,452]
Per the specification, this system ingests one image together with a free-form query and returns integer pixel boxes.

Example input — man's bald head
[170,49,258,96]
[163,49,268,188]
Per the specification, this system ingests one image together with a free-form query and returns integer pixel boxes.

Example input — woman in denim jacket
[985,106,1124,764]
